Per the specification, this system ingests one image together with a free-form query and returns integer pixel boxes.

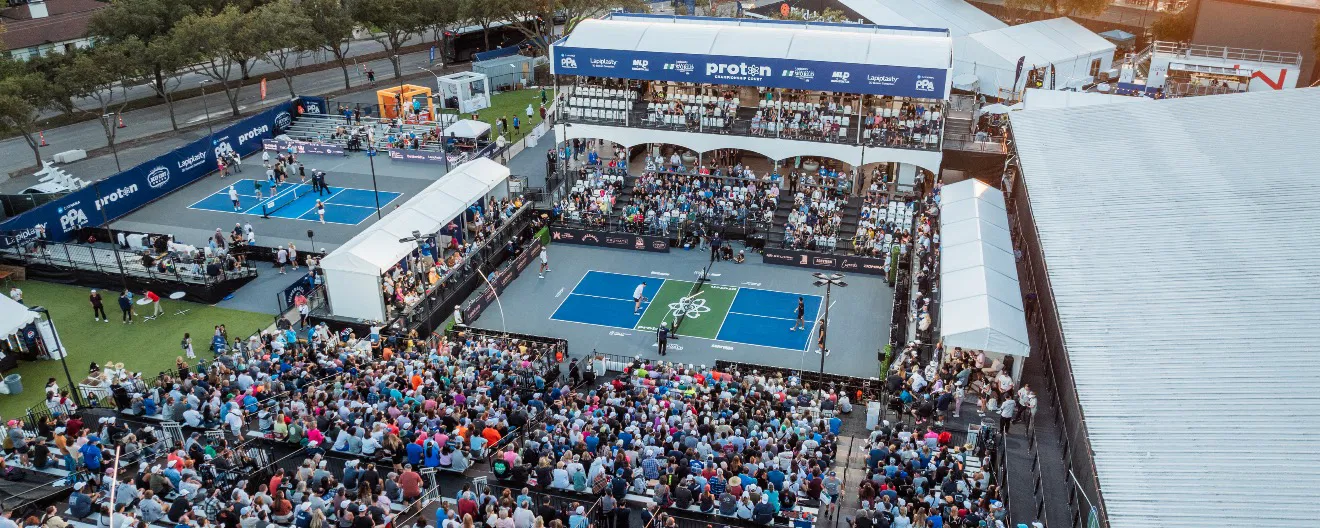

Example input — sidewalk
[0,33,445,183]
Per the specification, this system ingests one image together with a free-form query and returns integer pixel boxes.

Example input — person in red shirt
[145,291,162,317]
[398,464,423,502]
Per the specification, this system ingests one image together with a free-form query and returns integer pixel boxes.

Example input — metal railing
[942,132,1008,153]
[0,241,258,285]
[1153,40,1303,67]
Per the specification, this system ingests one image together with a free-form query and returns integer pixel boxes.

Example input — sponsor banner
[0,100,302,248]
[551,45,947,99]
[299,96,328,115]
[761,247,887,276]
[281,273,314,310]
[464,240,542,323]
[386,149,463,165]
[549,226,669,253]
[263,139,345,156]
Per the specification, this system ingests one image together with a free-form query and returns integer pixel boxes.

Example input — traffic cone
[117,115,126,129]
[39,130,47,147]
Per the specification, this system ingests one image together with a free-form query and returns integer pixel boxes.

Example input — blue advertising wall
[0,97,326,248]
[551,46,947,99]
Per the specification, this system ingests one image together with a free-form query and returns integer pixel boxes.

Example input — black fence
[713,359,884,402]
[761,246,888,275]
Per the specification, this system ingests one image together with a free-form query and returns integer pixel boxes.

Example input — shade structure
[837,0,1006,37]
[1008,87,1320,528]
[319,158,510,322]
[0,296,38,337]
[952,17,1115,96]
[443,119,492,139]
[938,179,1028,357]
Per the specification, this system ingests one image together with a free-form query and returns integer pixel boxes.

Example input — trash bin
[4,374,20,394]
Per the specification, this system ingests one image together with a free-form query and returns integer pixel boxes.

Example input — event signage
[0,99,304,248]
[552,45,948,99]
[263,139,345,156]
[463,240,542,323]
[762,247,887,276]
[386,149,461,165]
[280,273,314,311]
[549,226,669,253]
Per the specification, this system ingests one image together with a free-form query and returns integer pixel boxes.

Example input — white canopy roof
[953,18,1115,95]
[1021,87,1154,109]
[0,296,38,337]
[938,179,1028,357]
[443,119,491,139]
[320,158,510,321]
[837,0,1006,37]
[561,16,952,71]
[1009,87,1320,528]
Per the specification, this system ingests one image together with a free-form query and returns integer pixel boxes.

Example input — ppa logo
[915,77,936,92]
[275,111,292,131]
[560,56,578,69]
[214,141,235,160]
[147,166,170,189]
[303,101,322,114]
[57,206,89,233]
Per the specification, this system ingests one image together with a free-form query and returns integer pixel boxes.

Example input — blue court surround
[187,179,401,225]
[551,270,823,351]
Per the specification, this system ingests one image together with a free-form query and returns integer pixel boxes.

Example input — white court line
[242,182,303,215]
[631,277,669,329]
[714,287,739,340]
[295,187,344,219]
[546,269,594,321]
[726,311,800,323]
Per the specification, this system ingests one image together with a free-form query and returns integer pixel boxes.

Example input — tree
[252,0,319,98]
[459,0,507,53]
[57,41,143,157]
[167,6,263,116]
[1151,7,1194,42]
[1004,0,1107,17]
[351,0,429,79]
[417,0,462,59]
[298,0,357,90]
[557,0,644,36]
[86,0,196,98]
[23,52,81,119]
[0,60,61,169]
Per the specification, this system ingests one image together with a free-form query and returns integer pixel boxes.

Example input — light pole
[100,113,122,172]
[199,80,215,139]
[29,306,81,407]
[367,147,382,218]
[812,272,847,379]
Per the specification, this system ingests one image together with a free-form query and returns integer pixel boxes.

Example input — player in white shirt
[633,281,648,315]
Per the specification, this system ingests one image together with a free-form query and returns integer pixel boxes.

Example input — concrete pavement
[0,32,448,184]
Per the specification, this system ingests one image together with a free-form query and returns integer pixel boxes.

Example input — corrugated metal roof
[1009,87,1320,528]
[838,0,1006,36]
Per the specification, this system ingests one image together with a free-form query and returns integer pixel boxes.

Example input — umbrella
[981,103,1011,115]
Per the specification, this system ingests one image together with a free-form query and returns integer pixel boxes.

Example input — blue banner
[0,99,305,248]
[551,46,947,99]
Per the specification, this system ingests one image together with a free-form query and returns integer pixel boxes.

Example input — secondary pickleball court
[551,270,824,351]
[187,179,402,225]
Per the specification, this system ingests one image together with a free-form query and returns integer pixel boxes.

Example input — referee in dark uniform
[791,297,806,331]
[657,322,669,356]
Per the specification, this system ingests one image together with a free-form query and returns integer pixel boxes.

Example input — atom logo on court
[667,298,711,319]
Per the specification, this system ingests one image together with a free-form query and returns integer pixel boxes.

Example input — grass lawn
[0,281,274,419]
[440,88,555,141]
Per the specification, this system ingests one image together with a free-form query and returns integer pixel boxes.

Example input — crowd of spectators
[783,181,847,253]
[861,100,943,151]
[850,197,912,259]
[489,359,853,526]
[850,418,1007,528]
[625,160,779,233]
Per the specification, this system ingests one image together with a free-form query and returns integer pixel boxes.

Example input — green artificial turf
[441,88,555,141]
[0,280,274,419]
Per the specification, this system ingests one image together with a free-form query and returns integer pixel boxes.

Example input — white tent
[837,0,1006,37]
[1020,87,1154,109]
[954,18,1115,97]
[0,296,38,337]
[938,179,1029,368]
[320,158,510,322]
[443,119,492,139]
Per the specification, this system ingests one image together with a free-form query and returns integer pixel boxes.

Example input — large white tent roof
[837,0,1006,36]
[321,158,508,275]
[958,17,1114,70]
[938,179,1028,357]
[443,119,491,139]
[1021,87,1154,109]
[561,16,952,71]
[1009,87,1320,528]
[0,295,38,337]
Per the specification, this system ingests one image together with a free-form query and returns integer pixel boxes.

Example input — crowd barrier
[0,97,327,248]
[548,225,670,253]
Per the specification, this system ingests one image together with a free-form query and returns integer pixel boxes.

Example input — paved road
[0,32,447,183]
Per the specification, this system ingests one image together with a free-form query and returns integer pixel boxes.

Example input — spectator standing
[117,292,133,324]
[90,289,107,322]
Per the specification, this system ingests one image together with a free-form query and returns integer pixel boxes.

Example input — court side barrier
[0,97,328,249]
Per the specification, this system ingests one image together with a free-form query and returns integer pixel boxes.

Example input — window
[1089,58,1102,78]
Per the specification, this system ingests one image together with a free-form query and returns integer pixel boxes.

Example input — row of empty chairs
[662,93,730,105]
[570,97,631,110]
[566,107,627,123]
[573,87,637,100]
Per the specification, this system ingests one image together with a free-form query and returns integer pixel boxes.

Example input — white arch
[556,123,942,173]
